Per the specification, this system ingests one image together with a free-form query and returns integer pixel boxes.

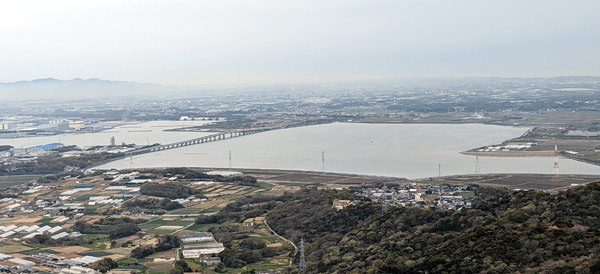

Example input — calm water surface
[1,120,213,148]
[96,123,600,179]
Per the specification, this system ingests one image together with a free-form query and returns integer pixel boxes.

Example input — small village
[357,183,474,210]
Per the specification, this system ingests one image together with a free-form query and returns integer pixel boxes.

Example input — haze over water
[1,120,213,148]
[97,123,599,179]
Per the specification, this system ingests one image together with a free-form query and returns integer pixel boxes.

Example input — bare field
[534,139,600,152]
[196,167,598,191]
[441,174,600,191]
[197,198,227,209]
[213,168,406,186]
[106,247,135,256]
[12,217,43,223]
[1,244,33,254]
[145,261,175,273]
[0,175,44,187]
[50,246,92,253]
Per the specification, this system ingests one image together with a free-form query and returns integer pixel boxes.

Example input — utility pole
[475,156,480,177]
[382,184,389,215]
[321,150,325,172]
[382,199,388,215]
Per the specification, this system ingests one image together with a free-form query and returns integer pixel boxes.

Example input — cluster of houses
[0,143,65,168]
[0,141,142,172]
[358,183,474,210]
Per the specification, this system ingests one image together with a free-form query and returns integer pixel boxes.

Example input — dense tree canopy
[89,258,118,273]
[72,217,142,239]
[266,183,600,273]
[140,182,198,199]
[123,197,183,212]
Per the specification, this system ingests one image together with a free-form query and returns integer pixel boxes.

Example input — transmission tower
[321,150,325,172]
[475,156,481,176]
[382,184,389,215]
[552,139,560,181]
[299,238,306,273]
[382,199,389,215]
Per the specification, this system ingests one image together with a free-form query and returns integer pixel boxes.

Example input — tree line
[72,217,143,239]
[265,183,600,273]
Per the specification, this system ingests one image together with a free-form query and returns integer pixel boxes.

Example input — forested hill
[266,183,600,273]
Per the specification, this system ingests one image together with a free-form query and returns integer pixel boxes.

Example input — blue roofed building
[34,143,64,150]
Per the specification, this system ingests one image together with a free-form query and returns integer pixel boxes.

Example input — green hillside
[266,184,600,273]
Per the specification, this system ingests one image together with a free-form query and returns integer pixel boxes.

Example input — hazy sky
[2,0,600,87]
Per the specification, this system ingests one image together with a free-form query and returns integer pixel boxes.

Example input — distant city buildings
[0,117,107,136]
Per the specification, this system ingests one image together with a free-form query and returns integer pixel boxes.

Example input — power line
[382,199,388,215]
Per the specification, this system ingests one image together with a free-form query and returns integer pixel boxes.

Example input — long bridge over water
[131,128,268,156]
[90,128,270,169]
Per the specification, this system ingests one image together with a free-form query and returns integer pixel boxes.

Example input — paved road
[264,218,297,266]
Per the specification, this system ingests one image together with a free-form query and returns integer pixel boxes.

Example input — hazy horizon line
[3,74,600,90]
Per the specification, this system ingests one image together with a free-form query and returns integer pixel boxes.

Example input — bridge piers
[127,128,268,158]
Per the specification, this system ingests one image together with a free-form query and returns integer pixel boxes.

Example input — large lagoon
[95,123,599,179]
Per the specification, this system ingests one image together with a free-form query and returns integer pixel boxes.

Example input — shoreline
[560,152,600,167]
[462,150,600,168]
[125,166,408,186]
[461,150,555,157]
[111,166,600,191]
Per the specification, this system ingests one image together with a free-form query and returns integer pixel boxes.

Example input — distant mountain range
[0,78,171,101]
[2,76,600,102]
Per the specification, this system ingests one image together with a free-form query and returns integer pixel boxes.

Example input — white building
[58,266,100,274]
[206,171,243,177]
[182,242,225,258]
[181,232,214,243]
